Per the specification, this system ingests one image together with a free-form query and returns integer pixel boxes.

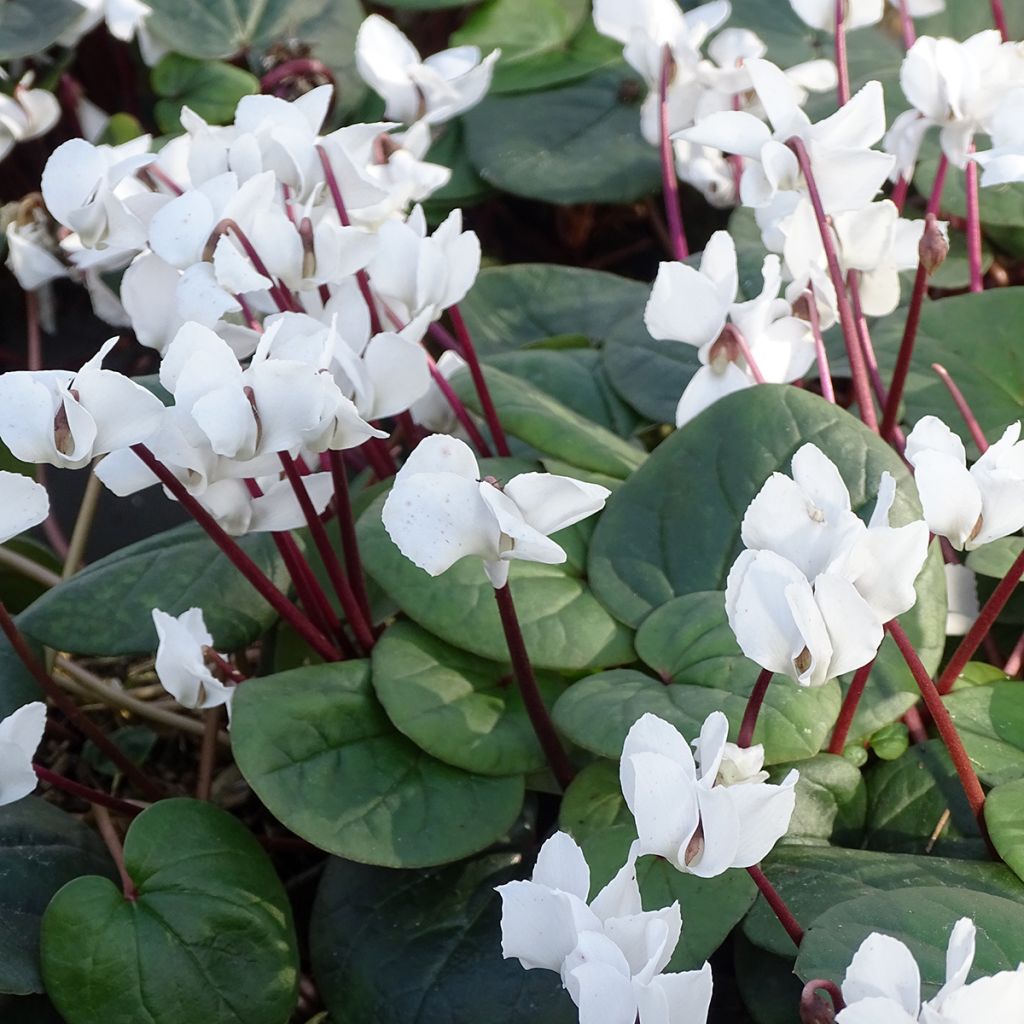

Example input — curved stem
[131,444,341,663]
[449,306,511,457]
[0,602,163,801]
[658,45,689,261]
[787,136,877,431]
[738,669,773,748]
[801,979,845,1020]
[886,620,986,823]
[747,864,803,947]
[493,583,574,790]
[828,660,875,755]
[34,764,144,817]
[931,364,989,454]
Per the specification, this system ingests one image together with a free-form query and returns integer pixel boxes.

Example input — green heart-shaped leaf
[41,799,299,1024]
[943,681,1024,787]
[986,778,1024,884]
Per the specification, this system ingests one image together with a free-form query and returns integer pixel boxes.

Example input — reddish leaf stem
[658,45,689,261]
[493,583,574,790]
[738,668,773,748]
[426,355,494,457]
[886,620,986,822]
[327,450,373,628]
[931,363,989,454]
[787,136,877,431]
[801,979,845,1020]
[828,660,875,755]
[131,445,341,662]
[34,764,143,817]
[805,292,836,404]
[94,805,138,900]
[747,864,804,947]
[881,258,931,439]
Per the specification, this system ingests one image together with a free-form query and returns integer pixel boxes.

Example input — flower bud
[919,213,949,277]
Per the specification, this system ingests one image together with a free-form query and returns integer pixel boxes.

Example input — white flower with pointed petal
[0,76,60,163]
[355,14,499,125]
[620,712,798,877]
[837,918,1024,1023]
[974,88,1024,187]
[0,702,46,807]
[152,608,235,717]
[0,339,164,470]
[788,0,883,31]
[0,471,49,545]
[41,136,156,250]
[382,434,610,589]
[944,564,979,637]
[906,416,1024,551]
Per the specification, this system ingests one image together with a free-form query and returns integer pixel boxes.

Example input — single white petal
[589,841,643,924]
[686,784,741,877]
[620,751,700,868]
[395,433,480,483]
[495,880,597,971]
[678,110,771,160]
[621,713,697,777]
[480,483,568,566]
[564,935,637,1024]
[910,450,982,550]
[674,363,753,427]
[0,471,50,545]
[812,573,885,679]
[532,831,591,902]
[836,997,920,1024]
[636,962,714,1024]
[944,564,979,636]
[692,710,730,786]
[645,262,730,347]
[841,932,921,1014]
[906,416,968,466]
[0,701,46,761]
[502,473,611,537]
[726,770,798,867]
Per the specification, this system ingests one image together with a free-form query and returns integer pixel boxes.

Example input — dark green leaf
[371,620,566,776]
[558,759,633,841]
[743,845,1024,958]
[0,0,81,59]
[775,753,866,847]
[733,935,804,1024]
[20,523,292,656]
[0,618,42,720]
[943,681,1024,786]
[986,778,1024,884]
[310,854,577,1024]
[41,799,298,1024]
[795,887,1024,998]
[151,55,258,134]
[231,660,525,867]
[463,67,661,204]
[0,798,114,995]
[358,490,635,672]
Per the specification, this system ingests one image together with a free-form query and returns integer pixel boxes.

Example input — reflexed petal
[676,110,771,160]
[564,934,636,1024]
[645,262,730,347]
[813,573,884,679]
[836,997,919,1024]
[621,713,697,778]
[0,701,46,761]
[928,966,1024,1020]
[362,333,431,418]
[944,564,979,636]
[396,433,480,484]
[213,235,272,295]
[698,230,739,305]
[726,770,798,867]
[839,519,929,622]
[249,473,335,534]
[502,473,611,537]
[603,906,681,983]
[675,363,753,427]
[0,471,49,545]
[910,450,982,549]
[620,750,700,866]
[636,961,714,1024]
[813,80,887,150]
[692,710,729,786]
[589,841,643,923]
[932,917,976,1007]
[906,416,968,466]
[687,784,740,877]
[811,146,896,214]
[176,263,241,327]
[355,14,422,122]
[148,187,216,267]
[120,251,183,353]
[40,139,108,226]
[0,737,40,806]
[970,423,1024,547]
[532,831,591,902]
[495,880,596,971]
[152,607,229,710]
[382,471,499,576]
[479,484,567,566]
[841,933,921,1014]
[747,58,806,136]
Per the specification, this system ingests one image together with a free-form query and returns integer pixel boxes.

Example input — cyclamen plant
[2,1,1024,1023]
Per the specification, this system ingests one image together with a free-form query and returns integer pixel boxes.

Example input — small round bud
[919,213,949,277]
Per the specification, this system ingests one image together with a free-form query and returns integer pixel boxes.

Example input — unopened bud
[919,214,949,277]
[243,385,262,450]
[299,217,316,279]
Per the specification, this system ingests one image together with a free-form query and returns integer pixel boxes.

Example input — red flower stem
[897,0,917,48]
[131,444,341,662]
[493,583,575,790]
[147,165,184,197]
[746,864,804,947]
[931,363,989,453]
[965,151,984,293]
[938,544,1024,695]
[926,154,950,216]
[848,271,888,407]
[892,175,910,212]
[34,765,144,818]
[886,620,986,822]
[991,0,1010,40]
[278,452,375,654]
[210,219,296,314]
[828,660,875,754]
[805,292,836,403]
[903,705,928,745]
[738,668,773,747]
[449,306,511,457]
[327,450,373,628]
[787,136,877,431]
[426,354,494,457]
[834,0,850,105]
[731,326,766,384]
[316,145,384,335]
[658,45,689,261]
[0,603,163,801]
[801,980,845,1018]
[363,436,398,480]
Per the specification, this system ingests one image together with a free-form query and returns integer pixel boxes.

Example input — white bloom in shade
[679,60,894,218]
[788,0,883,31]
[0,76,60,163]
[382,434,610,589]
[355,14,499,126]
[944,564,979,637]
[726,445,929,686]
[0,702,46,807]
[496,831,714,1024]
[0,471,49,544]
[59,0,154,46]
[619,712,798,877]
[367,206,481,324]
[152,608,235,716]
[644,231,814,427]
[974,89,1024,188]
[41,136,157,250]
[898,32,1024,169]
[837,918,1024,1023]
[906,417,1024,551]
[4,209,67,292]
[410,350,468,434]
[0,339,164,470]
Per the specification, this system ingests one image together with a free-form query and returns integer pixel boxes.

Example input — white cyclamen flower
[906,416,1024,551]
[0,471,50,544]
[644,231,814,427]
[620,712,797,877]
[0,338,164,469]
[726,445,929,687]
[496,831,714,1024]
[973,88,1024,187]
[355,14,499,126]
[0,702,46,807]
[0,76,60,163]
[788,0,883,31]
[381,434,610,589]
[152,608,235,716]
[837,917,1024,1022]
